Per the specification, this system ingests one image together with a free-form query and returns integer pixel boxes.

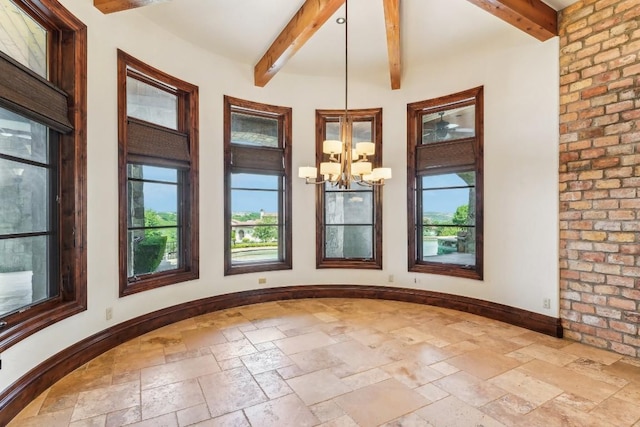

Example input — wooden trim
[117,50,199,296]
[382,0,401,90]
[315,108,383,270]
[0,0,87,352]
[93,0,167,14]
[0,284,562,425]
[407,87,484,280]
[223,96,293,276]
[253,0,345,87]
[465,0,557,41]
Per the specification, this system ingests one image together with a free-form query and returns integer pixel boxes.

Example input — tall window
[316,108,383,269]
[0,0,86,350]
[224,96,292,275]
[118,50,199,296]
[407,87,483,280]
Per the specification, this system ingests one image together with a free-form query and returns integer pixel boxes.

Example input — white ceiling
[135,0,577,81]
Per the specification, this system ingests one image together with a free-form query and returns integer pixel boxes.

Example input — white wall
[0,0,559,392]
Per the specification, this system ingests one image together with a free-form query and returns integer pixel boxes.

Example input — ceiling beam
[465,0,557,41]
[94,0,168,14]
[254,0,345,87]
[383,0,401,90]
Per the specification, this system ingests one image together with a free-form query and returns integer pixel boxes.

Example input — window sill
[120,269,199,297]
[410,261,482,281]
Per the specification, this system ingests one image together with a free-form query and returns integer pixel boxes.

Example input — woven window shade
[416,139,475,172]
[231,145,283,173]
[127,118,189,166]
[0,52,72,133]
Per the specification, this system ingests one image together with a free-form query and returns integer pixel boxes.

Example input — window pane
[0,235,52,317]
[0,107,49,163]
[231,189,278,214]
[0,158,49,234]
[231,173,279,190]
[126,76,178,130]
[422,104,475,144]
[128,228,178,276]
[127,179,178,228]
[325,225,372,258]
[421,187,474,226]
[325,191,372,224]
[0,0,47,78]
[421,226,476,266]
[326,121,340,140]
[128,164,178,183]
[231,112,278,147]
[352,120,373,143]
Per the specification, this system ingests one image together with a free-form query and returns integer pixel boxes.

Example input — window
[118,50,199,296]
[407,87,483,280]
[316,108,383,269]
[0,0,86,350]
[224,96,292,275]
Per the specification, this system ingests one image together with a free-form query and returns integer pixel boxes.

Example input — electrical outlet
[258,277,267,285]
[388,274,394,283]
[543,298,551,309]
[106,307,113,320]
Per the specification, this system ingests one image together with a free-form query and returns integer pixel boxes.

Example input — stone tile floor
[8,298,640,426]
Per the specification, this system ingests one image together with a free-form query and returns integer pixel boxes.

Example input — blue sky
[421,174,473,214]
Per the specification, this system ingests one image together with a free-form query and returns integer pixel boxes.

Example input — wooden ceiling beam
[465,0,557,41]
[94,0,168,14]
[254,0,345,87]
[383,0,401,90]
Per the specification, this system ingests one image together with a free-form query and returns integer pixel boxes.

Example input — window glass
[0,235,51,317]
[317,111,381,267]
[421,104,475,144]
[408,87,483,279]
[0,107,49,163]
[420,173,476,266]
[224,96,291,275]
[230,173,281,265]
[0,108,55,318]
[126,75,178,130]
[0,0,47,78]
[126,164,180,277]
[231,112,279,147]
[325,226,373,259]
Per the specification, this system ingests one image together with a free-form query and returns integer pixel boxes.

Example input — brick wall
[559,0,640,357]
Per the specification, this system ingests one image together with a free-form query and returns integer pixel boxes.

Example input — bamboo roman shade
[230,145,284,173]
[127,117,190,167]
[0,52,72,133]
[416,138,475,174]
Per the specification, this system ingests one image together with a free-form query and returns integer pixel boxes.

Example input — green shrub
[134,235,167,275]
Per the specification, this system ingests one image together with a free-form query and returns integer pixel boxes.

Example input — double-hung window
[407,87,483,280]
[118,50,199,296]
[316,108,383,269]
[0,0,86,350]
[224,96,292,275]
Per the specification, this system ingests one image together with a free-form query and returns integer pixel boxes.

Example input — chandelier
[298,0,391,189]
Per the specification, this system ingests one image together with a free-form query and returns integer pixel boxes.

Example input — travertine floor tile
[416,395,505,427]
[286,369,351,405]
[9,299,640,427]
[140,378,204,420]
[198,367,267,417]
[141,354,220,389]
[335,378,428,426]
[243,394,319,427]
[433,371,507,407]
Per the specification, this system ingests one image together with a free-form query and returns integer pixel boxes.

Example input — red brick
[596,328,622,341]
[606,100,634,113]
[605,167,633,178]
[609,297,638,311]
[609,319,637,334]
[582,314,608,327]
[610,342,637,356]
[607,275,635,287]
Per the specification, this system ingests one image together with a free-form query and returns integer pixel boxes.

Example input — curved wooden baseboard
[0,284,561,424]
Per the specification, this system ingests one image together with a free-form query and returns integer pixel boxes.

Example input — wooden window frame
[0,0,87,352]
[407,87,484,280]
[315,108,383,270]
[223,96,292,276]
[117,50,199,296]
